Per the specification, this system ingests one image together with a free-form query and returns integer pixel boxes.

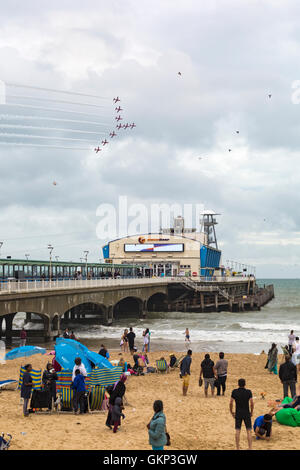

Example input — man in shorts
[200,353,215,397]
[180,349,192,396]
[230,378,254,450]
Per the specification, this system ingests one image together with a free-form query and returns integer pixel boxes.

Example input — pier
[0,276,274,345]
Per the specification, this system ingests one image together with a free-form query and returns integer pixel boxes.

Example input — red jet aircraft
[110,131,117,138]
[113,97,121,103]
[94,147,101,153]
[115,106,123,113]
[115,115,123,121]
[123,123,130,129]
[102,139,108,146]
[116,123,123,130]
[130,123,136,129]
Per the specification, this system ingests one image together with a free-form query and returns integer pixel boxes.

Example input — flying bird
[94,147,101,153]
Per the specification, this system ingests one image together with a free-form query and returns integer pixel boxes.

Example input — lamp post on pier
[48,244,54,281]
[84,251,89,279]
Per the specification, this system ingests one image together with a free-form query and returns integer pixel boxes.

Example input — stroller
[0,433,12,450]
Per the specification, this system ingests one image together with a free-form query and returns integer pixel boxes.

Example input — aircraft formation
[94,96,136,154]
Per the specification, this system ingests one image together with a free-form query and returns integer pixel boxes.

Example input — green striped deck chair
[89,386,106,412]
[90,366,123,387]
[18,367,42,390]
[156,359,169,373]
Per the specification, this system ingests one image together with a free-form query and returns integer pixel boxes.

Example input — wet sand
[0,350,299,450]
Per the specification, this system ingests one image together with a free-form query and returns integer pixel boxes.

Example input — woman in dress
[267,343,278,375]
[143,328,150,353]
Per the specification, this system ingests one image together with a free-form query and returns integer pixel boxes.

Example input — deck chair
[0,433,12,450]
[88,385,106,413]
[18,367,42,391]
[156,359,169,373]
[57,386,75,413]
[0,380,18,392]
[173,355,185,369]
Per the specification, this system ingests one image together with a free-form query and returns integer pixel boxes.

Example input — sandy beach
[0,349,299,451]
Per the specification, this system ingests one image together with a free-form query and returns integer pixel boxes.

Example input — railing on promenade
[0,275,255,294]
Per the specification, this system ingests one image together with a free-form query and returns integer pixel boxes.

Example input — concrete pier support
[4,315,14,346]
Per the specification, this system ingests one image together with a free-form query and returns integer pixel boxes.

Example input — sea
[10,279,300,354]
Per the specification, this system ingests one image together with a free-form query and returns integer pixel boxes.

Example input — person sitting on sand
[253,414,273,440]
[169,354,177,368]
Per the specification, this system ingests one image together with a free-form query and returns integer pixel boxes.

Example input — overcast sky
[1,0,300,277]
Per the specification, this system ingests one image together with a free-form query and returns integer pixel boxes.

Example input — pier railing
[0,275,255,294]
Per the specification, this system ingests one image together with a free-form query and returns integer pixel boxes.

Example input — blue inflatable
[54,338,113,371]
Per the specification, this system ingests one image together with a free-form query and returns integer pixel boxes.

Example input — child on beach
[72,369,86,414]
[111,397,125,433]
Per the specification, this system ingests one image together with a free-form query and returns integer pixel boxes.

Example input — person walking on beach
[147,400,167,450]
[111,397,125,433]
[142,328,150,353]
[120,329,129,353]
[21,364,33,417]
[214,352,228,396]
[230,378,254,450]
[267,343,278,375]
[288,330,296,355]
[279,355,297,398]
[185,328,191,346]
[180,349,192,396]
[20,327,27,347]
[200,353,215,398]
[126,327,136,355]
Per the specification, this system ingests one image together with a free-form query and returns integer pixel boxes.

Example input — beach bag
[147,367,156,373]
[199,378,203,387]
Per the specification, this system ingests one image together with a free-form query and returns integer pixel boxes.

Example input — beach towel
[18,367,42,391]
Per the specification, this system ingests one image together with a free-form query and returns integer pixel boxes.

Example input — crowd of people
[18,326,300,450]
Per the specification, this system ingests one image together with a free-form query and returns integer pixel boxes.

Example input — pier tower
[200,210,220,250]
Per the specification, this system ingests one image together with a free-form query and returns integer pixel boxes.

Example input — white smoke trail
[0,132,96,143]
[1,103,109,118]
[0,124,107,135]
[0,141,92,150]
[6,94,110,109]
[6,82,111,100]
[0,113,110,127]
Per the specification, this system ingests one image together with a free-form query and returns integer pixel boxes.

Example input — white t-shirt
[143,333,149,345]
[288,334,296,345]
[72,363,87,381]
[295,342,300,353]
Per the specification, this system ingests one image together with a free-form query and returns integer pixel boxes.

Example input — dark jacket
[72,374,86,392]
[109,381,126,405]
[42,370,58,397]
[180,355,192,376]
[279,360,297,382]
[148,411,167,448]
[21,371,32,399]
[111,397,124,423]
